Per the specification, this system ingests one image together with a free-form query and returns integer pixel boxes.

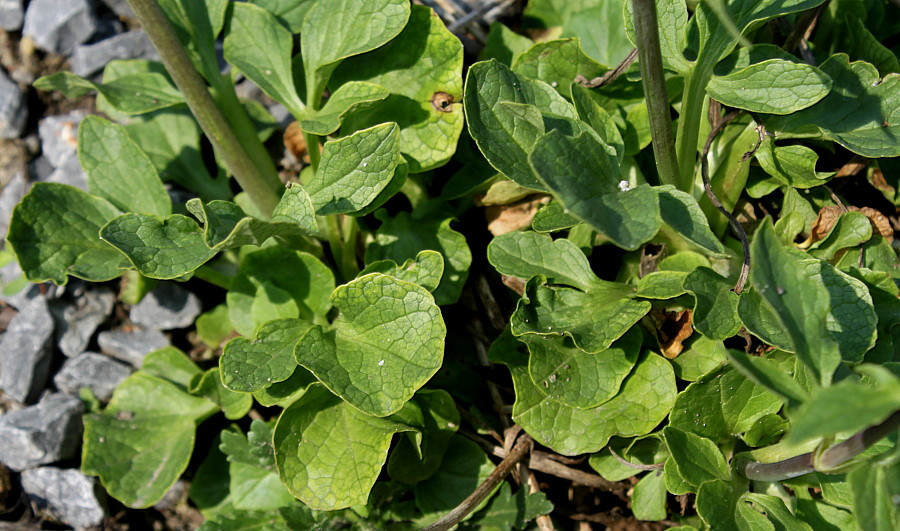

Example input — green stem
[324,214,345,281]
[305,132,321,172]
[675,64,714,194]
[340,216,360,281]
[632,0,679,187]
[127,0,281,216]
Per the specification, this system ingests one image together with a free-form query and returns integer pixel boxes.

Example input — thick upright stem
[632,0,680,187]
[127,0,281,216]
[675,64,714,194]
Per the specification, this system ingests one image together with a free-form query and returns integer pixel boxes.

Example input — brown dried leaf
[283,121,309,163]
[650,308,693,359]
[834,156,867,178]
[501,275,526,296]
[869,168,896,196]
[809,205,844,242]
[486,195,550,236]
[858,206,894,242]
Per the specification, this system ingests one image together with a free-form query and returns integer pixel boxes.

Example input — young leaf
[524,327,641,410]
[480,21,533,67]
[366,211,471,305]
[493,334,676,456]
[532,201,581,233]
[511,39,605,99]
[571,84,625,162]
[657,186,727,255]
[849,461,900,531]
[387,389,459,484]
[683,267,741,339]
[273,384,417,510]
[487,231,598,292]
[225,2,304,117]
[157,0,228,83]
[512,276,651,354]
[329,5,465,172]
[358,250,444,293]
[100,214,216,279]
[301,0,410,102]
[250,0,315,33]
[766,54,900,158]
[227,248,334,337]
[78,116,171,218]
[809,211,873,261]
[464,59,575,190]
[664,427,732,487]
[637,271,690,300]
[294,273,445,417]
[7,183,128,285]
[632,471,668,521]
[743,221,841,385]
[34,71,184,115]
[220,319,313,393]
[189,368,253,420]
[463,481,553,531]
[624,0,691,74]
[741,493,815,531]
[755,137,834,188]
[707,59,832,115]
[82,370,218,508]
[530,130,660,250]
[307,123,403,215]
[726,350,808,408]
[414,435,496,524]
[252,366,317,408]
[299,81,390,136]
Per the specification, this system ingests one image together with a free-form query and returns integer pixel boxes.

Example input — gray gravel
[0,0,24,32]
[0,67,26,139]
[51,286,116,357]
[22,0,99,56]
[21,466,107,528]
[98,327,170,367]
[0,393,84,471]
[131,281,202,331]
[0,296,55,403]
[54,352,133,401]
[71,30,159,78]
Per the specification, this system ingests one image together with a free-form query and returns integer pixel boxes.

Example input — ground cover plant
[5,0,900,528]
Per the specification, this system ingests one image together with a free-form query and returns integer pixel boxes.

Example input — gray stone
[42,153,88,191]
[27,154,53,182]
[0,393,84,471]
[0,68,25,139]
[22,0,99,56]
[71,30,158,78]
[0,170,26,241]
[53,352,132,401]
[51,287,115,357]
[97,327,169,367]
[0,0,24,31]
[0,260,64,310]
[130,282,202,331]
[100,0,133,19]
[21,467,106,528]
[0,296,54,403]
[38,112,85,168]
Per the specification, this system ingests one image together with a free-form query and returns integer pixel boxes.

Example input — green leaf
[414,435,496,524]
[387,390,459,484]
[464,60,575,190]
[786,376,900,445]
[126,108,231,201]
[329,5,464,172]
[196,304,234,349]
[564,2,633,68]
[571,84,625,162]
[632,471,668,521]
[795,499,856,531]
[741,493,815,531]
[707,59,832,114]
[493,334,676,455]
[755,137,834,188]
[299,82,390,136]
[358,250,444,293]
[743,220,841,385]
[637,271,689,300]
[668,365,784,443]
[766,54,900,157]
[294,273,445,417]
[301,0,410,103]
[100,213,216,279]
[252,366,317,408]
[82,372,217,508]
[463,482,553,530]
[695,478,747,530]
[142,347,203,389]
[480,22,533,67]
[78,116,171,217]
[366,210,471,305]
[624,0,691,74]
[530,130,660,250]
[34,71,184,115]
[683,267,741,339]
[225,2,304,117]
[186,194,318,253]
[799,258,877,363]
[657,186,726,255]
[511,276,651,354]
[522,0,598,28]
[218,421,296,512]
[532,201,581,233]
[511,39,606,99]
[809,211,873,261]
[158,0,228,83]
[227,247,334,337]
[249,0,315,32]
[664,427,732,487]
[7,183,128,285]
[671,336,728,382]
[524,327,640,409]
[273,384,417,510]
[726,349,808,408]
[221,319,313,393]
[487,231,598,292]
[307,123,402,215]
[189,368,253,420]
[849,461,900,531]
